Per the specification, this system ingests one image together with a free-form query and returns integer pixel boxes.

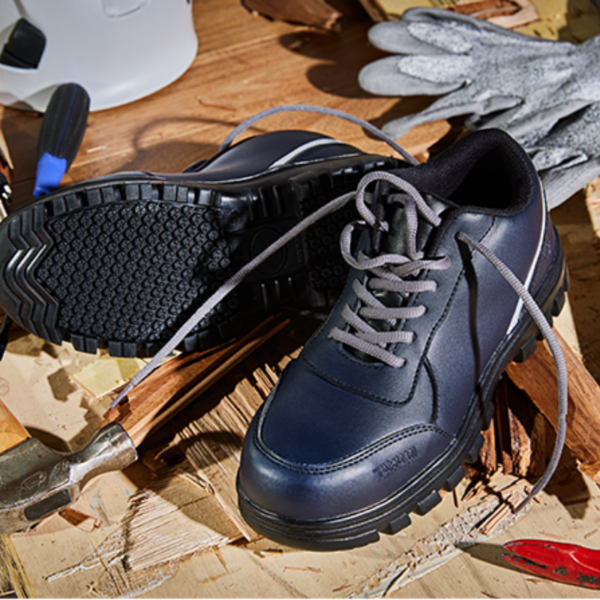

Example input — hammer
[0,315,287,535]
[0,398,137,534]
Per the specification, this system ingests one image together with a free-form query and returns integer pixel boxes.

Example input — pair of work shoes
[0,106,568,550]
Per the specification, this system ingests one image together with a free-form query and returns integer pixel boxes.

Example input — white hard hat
[0,0,198,112]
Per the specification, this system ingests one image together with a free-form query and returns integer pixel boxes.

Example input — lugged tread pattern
[300,161,388,302]
[36,201,234,349]
[3,205,62,344]
[1,154,402,357]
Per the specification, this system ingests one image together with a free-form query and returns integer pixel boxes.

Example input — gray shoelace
[329,171,451,367]
[110,104,567,509]
[458,230,567,510]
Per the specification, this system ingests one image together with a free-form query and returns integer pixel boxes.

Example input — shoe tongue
[381,192,454,258]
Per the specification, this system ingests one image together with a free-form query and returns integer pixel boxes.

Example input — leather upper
[238,129,553,521]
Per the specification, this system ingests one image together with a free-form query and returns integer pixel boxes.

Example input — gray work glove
[359,8,600,141]
[527,101,600,210]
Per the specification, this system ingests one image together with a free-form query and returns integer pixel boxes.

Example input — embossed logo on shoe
[373,446,418,480]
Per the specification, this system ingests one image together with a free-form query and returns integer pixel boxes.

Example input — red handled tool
[503,539,600,589]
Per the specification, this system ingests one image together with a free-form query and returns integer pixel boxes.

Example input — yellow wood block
[71,355,150,399]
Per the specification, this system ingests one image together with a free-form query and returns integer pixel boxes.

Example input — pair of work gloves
[359,8,600,210]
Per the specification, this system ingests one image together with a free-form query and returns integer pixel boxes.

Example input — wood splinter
[506,330,600,484]
[58,508,102,533]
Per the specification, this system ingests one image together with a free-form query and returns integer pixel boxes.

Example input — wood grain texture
[0,535,31,599]
[102,315,289,446]
[506,330,600,482]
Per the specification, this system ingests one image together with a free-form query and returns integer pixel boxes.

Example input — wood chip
[46,470,242,597]
[58,507,102,533]
[283,566,323,573]
[102,315,289,446]
[242,0,342,30]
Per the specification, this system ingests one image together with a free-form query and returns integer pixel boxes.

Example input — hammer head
[0,422,137,533]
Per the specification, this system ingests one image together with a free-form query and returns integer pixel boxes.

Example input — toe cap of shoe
[238,406,452,521]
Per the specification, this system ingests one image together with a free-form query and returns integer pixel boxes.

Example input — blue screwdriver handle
[33,83,90,198]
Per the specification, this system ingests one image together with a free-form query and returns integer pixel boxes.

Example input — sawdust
[351,479,531,598]
[45,471,242,598]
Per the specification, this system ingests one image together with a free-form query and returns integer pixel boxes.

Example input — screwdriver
[33,83,90,198]
[1,83,90,359]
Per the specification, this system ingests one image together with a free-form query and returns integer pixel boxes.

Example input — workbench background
[1,0,600,597]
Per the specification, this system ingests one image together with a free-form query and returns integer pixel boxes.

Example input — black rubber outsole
[0,154,401,357]
[237,239,569,551]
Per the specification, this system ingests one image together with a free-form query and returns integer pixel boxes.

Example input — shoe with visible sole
[0,129,402,357]
[237,129,569,550]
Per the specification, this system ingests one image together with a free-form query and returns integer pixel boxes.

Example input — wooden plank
[0,399,30,454]
[506,330,600,483]
[551,194,600,382]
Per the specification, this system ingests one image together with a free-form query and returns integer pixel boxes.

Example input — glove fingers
[359,56,467,96]
[539,101,600,157]
[540,157,600,210]
[368,21,447,55]
[371,7,565,56]
[527,101,600,209]
[382,92,522,139]
[481,99,592,139]
[368,20,471,55]
[530,146,588,171]
[402,6,560,46]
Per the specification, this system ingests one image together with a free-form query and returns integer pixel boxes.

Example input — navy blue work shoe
[237,129,569,550]
[0,129,401,357]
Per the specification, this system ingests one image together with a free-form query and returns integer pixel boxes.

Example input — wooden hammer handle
[0,398,30,454]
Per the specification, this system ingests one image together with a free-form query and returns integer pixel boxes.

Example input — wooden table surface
[2,0,600,597]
